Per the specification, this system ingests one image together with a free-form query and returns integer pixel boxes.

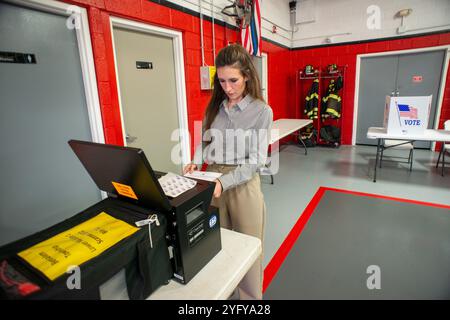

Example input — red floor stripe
[262,186,450,293]
[322,187,450,210]
[262,186,326,293]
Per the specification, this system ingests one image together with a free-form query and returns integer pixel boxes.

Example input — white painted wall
[165,1,450,49]
[292,0,450,47]
[165,0,292,48]
[260,0,292,47]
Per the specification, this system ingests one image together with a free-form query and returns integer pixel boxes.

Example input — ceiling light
[395,8,412,18]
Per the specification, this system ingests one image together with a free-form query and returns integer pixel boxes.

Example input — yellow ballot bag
[18,212,139,281]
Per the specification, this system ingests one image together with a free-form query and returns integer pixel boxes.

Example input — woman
[183,44,273,300]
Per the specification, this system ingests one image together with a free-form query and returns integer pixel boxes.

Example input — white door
[262,52,268,102]
[112,27,182,174]
[251,54,268,102]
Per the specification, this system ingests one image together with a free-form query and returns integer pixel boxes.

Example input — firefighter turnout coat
[304,79,319,119]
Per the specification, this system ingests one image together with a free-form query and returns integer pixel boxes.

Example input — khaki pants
[207,164,266,300]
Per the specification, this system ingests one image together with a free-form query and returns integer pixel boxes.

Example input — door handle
[126,134,137,143]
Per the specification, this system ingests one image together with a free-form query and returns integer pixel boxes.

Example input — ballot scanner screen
[186,203,204,226]
[68,139,171,212]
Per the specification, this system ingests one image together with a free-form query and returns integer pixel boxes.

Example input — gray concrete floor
[263,190,450,299]
[261,144,450,267]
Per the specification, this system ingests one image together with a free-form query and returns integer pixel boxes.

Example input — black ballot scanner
[68,140,222,285]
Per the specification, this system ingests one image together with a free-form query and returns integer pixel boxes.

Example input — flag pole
[395,101,406,134]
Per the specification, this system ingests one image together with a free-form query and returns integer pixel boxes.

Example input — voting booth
[383,95,433,135]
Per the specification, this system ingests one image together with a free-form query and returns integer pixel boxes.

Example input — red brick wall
[64,0,449,150]
[64,0,291,156]
[291,33,450,145]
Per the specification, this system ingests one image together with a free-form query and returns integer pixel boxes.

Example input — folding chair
[380,139,414,171]
[435,120,450,176]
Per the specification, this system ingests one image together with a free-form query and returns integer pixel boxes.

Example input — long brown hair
[204,44,265,132]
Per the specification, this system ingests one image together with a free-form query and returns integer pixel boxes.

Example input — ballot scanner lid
[68,139,172,212]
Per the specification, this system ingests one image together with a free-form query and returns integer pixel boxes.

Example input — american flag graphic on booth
[241,0,261,57]
[397,104,418,119]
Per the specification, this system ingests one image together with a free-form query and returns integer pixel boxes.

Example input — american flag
[398,104,418,119]
[241,0,261,57]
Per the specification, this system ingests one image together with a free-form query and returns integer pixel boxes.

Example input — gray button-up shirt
[193,94,273,191]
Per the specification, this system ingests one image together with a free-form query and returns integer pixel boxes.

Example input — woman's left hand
[213,179,223,198]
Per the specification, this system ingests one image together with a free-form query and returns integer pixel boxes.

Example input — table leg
[436,148,442,168]
[267,146,274,184]
[409,142,414,172]
[373,138,381,182]
[298,136,308,155]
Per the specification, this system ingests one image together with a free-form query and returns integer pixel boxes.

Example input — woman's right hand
[183,163,198,174]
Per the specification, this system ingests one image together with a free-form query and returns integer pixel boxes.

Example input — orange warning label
[112,181,138,200]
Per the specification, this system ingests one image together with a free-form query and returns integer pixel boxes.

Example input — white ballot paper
[158,172,197,198]
[184,170,223,182]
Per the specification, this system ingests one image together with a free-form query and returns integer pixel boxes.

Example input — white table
[270,118,313,147]
[100,228,261,300]
[148,228,261,300]
[367,127,450,182]
[265,119,313,184]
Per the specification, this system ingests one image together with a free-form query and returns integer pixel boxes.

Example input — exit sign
[412,75,423,83]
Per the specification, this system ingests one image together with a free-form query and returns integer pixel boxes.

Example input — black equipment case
[0,198,171,300]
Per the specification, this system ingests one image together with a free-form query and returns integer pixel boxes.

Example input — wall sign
[136,61,153,69]
[0,51,36,64]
